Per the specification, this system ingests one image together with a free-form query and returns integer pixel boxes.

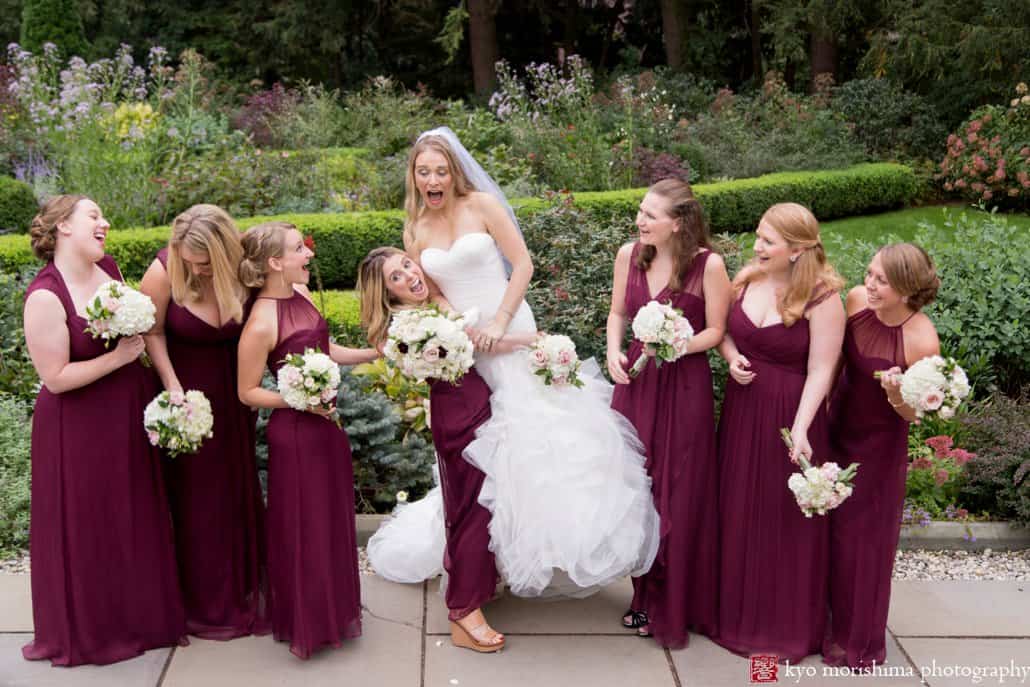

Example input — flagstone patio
[1,573,1028,686]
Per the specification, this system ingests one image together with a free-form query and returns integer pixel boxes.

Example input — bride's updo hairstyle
[876,242,940,311]
[636,178,711,292]
[357,246,409,347]
[735,202,844,327]
[238,221,292,289]
[403,134,475,248]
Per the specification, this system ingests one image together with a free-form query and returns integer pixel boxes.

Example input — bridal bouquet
[143,390,214,457]
[876,356,970,420]
[628,300,694,378]
[84,280,156,364]
[383,306,475,383]
[780,428,859,517]
[529,334,584,388]
[277,348,342,426]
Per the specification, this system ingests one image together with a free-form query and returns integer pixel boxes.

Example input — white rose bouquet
[143,390,214,457]
[382,306,475,383]
[876,355,970,420]
[780,428,859,517]
[276,348,342,427]
[84,280,156,365]
[628,300,694,378]
[528,334,584,387]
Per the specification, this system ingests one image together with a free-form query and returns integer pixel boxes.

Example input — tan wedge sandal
[450,619,506,653]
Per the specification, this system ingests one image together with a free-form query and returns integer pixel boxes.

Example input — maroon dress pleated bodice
[823,307,912,668]
[714,284,835,663]
[611,245,719,649]
[23,255,186,666]
[155,248,267,639]
[261,291,361,659]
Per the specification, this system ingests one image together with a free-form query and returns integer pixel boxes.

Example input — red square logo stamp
[750,655,779,683]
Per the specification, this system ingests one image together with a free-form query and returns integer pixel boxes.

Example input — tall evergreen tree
[20,0,89,57]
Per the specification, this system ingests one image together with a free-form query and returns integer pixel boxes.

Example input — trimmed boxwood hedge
[0,163,916,287]
[0,178,39,234]
[314,289,364,346]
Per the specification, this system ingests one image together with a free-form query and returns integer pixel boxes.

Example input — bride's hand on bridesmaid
[475,319,506,351]
[113,335,146,367]
[728,354,755,385]
[607,349,630,385]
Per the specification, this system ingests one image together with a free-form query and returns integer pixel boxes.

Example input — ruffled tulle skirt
[369,357,660,598]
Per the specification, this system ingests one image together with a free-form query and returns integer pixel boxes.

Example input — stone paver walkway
[1,573,1028,686]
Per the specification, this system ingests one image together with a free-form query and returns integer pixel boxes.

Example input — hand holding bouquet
[277,348,342,427]
[780,428,859,517]
[383,306,475,383]
[628,300,693,378]
[529,334,584,387]
[84,280,156,365]
[875,355,970,421]
[143,390,214,457]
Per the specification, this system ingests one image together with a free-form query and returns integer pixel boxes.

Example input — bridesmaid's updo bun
[29,194,86,260]
[239,221,293,288]
[877,242,940,311]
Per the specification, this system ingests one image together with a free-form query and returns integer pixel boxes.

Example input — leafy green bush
[831,78,946,160]
[0,163,917,287]
[19,0,89,58]
[959,391,1030,527]
[0,177,37,234]
[0,393,32,556]
[317,289,363,346]
[0,268,40,402]
[915,210,1030,394]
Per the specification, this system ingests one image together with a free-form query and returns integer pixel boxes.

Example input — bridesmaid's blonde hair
[403,135,474,253]
[735,203,843,326]
[357,246,408,347]
[167,204,247,324]
[239,221,292,289]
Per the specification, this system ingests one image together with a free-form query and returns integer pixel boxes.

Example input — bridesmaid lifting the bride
[360,128,661,637]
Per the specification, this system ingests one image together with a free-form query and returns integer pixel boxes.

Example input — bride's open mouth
[426,190,444,205]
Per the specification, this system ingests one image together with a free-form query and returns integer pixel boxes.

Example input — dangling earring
[789,255,799,264]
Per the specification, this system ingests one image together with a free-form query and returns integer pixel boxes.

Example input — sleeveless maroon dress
[714,284,835,663]
[823,308,912,668]
[155,248,267,639]
[610,245,719,649]
[22,256,186,666]
[262,291,361,659]
[429,371,498,621]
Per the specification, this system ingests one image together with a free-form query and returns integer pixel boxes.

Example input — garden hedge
[0,163,916,287]
[0,177,39,234]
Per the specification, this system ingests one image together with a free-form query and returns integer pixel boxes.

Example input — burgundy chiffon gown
[155,249,267,638]
[823,308,912,668]
[611,246,719,649]
[428,370,498,621]
[714,284,835,663]
[23,255,186,666]
[262,291,361,659]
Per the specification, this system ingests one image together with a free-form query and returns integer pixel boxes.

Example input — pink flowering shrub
[905,434,975,517]
[937,83,1030,208]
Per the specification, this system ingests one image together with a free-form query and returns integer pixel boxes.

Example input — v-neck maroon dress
[22,255,186,666]
[156,248,267,639]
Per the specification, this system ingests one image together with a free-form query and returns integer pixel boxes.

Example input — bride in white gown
[367,127,660,598]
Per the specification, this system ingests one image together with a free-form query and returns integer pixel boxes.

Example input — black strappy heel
[622,609,649,629]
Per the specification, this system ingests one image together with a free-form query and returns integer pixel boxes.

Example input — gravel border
[5,548,1029,581]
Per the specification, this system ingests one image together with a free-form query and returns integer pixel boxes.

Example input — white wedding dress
[367,231,660,597]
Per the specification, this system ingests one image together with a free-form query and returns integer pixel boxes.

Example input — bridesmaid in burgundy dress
[237,221,377,659]
[715,202,845,663]
[607,178,732,649]
[140,204,267,639]
[823,244,940,668]
[22,195,185,665]
[357,246,537,652]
